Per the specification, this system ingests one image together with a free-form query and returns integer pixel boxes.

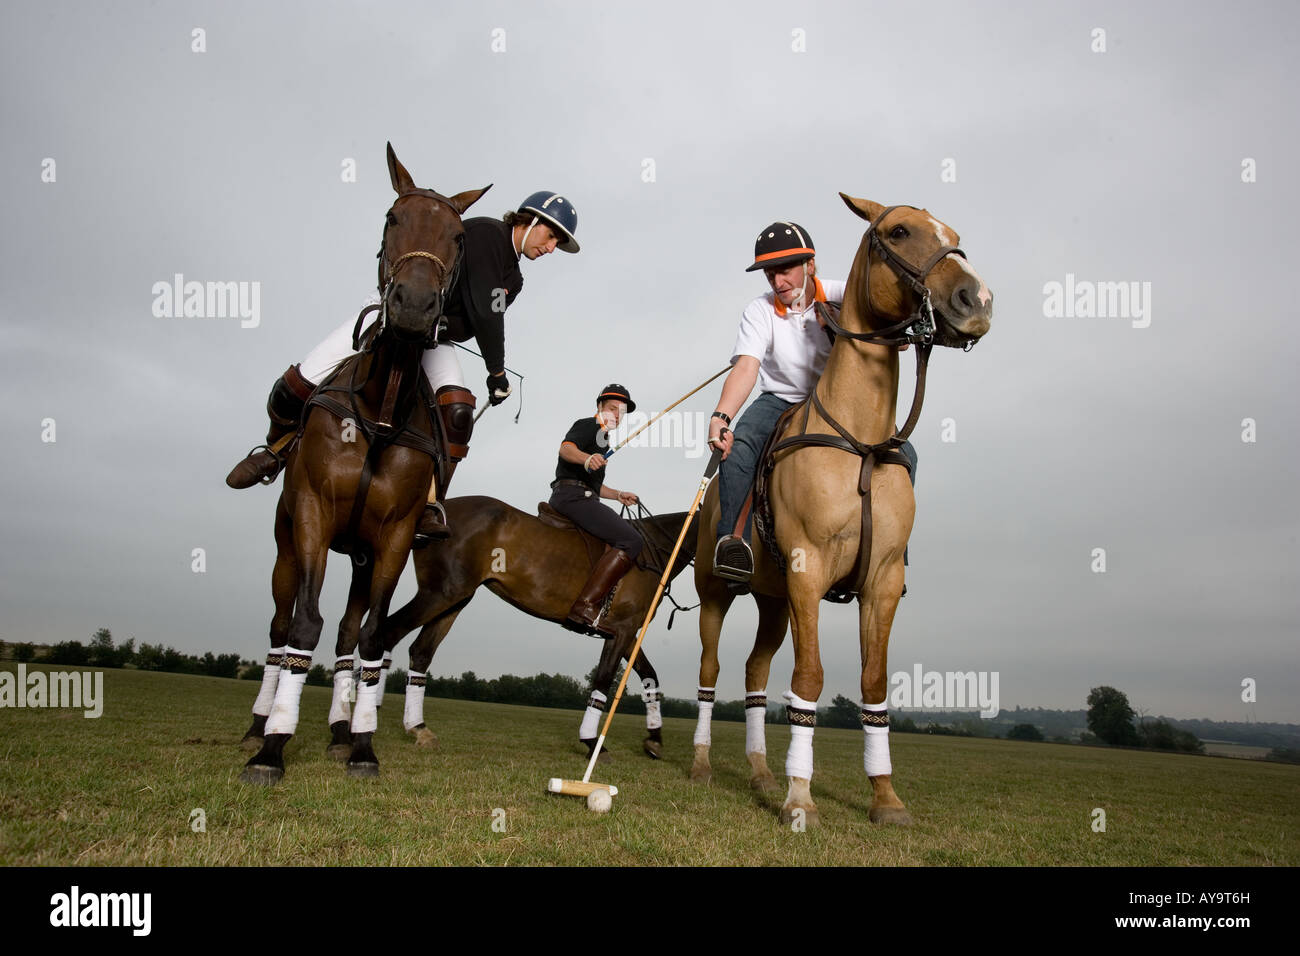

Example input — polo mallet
[547,443,724,802]
[602,366,731,461]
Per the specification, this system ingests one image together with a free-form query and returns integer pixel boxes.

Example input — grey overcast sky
[2,1,1296,723]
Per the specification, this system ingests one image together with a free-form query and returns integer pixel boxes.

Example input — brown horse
[371,495,698,760]
[692,195,993,825]
[239,144,490,785]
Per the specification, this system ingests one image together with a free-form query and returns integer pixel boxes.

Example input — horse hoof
[750,772,779,793]
[326,744,351,761]
[688,766,712,785]
[596,749,613,764]
[239,764,284,787]
[779,804,820,828]
[869,805,913,826]
[642,738,662,760]
[346,761,380,779]
[411,727,438,749]
[240,735,264,753]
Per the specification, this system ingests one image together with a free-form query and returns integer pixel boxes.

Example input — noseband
[819,205,971,351]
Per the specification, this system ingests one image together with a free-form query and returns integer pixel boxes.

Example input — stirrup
[713,536,754,583]
[413,501,450,548]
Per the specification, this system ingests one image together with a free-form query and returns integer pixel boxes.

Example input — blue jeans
[716,392,919,552]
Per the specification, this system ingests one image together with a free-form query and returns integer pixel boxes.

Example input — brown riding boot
[413,462,458,546]
[564,549,636,638]
[226,366,314,489]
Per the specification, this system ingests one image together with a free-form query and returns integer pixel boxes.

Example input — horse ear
[387,142,416,194]
[446,184,493,215]
[840,192,885,223]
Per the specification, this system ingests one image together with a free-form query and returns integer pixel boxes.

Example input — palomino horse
[365,495,698,761]
[239,144,490,784]
[692,195,993,825]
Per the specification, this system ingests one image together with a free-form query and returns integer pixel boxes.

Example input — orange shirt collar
[774,277,826,317]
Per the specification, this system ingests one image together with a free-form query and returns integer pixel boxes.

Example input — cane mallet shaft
[578,446,724,785]
[603,366,730,461]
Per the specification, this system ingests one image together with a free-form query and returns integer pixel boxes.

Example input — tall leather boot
[413,461,457,546]
[226,365,314,489]
[564,549,636,638]
[413,385,476,546]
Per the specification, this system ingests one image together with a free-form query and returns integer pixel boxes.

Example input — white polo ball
[586,788,612,813]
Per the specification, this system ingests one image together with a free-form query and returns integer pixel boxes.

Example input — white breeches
[299,294,465,391]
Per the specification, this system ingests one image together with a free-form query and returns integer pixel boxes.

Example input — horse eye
[890,226,908,240]
[386,211,397,226]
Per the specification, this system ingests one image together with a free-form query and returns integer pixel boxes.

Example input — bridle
[818,204,974,352]
[362,188,466,350]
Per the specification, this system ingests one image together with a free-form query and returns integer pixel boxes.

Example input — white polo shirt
[730,277,846,403]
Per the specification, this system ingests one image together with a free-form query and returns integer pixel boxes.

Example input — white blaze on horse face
[925,214,991,309]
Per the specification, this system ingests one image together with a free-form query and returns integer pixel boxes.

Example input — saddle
[750,396,913,603]
[535,502,666,576]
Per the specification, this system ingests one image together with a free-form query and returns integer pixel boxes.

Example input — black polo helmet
[596,383,636,414]
[746,221,815,272]
[517,191,580,253]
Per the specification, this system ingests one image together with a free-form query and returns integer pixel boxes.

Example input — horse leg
[744,592,789,793]
[629,644,663,759]
[325,560,372,759]
[346,545,410,778]
[860,559,912,826]
[780,571,825,827]
[241,526,329,786]
[691,577,735,784]
[580,637,620,764]
[243,500,296,751]
[400,599,470,749]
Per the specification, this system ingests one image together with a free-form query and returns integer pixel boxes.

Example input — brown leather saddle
[536,501,611,570]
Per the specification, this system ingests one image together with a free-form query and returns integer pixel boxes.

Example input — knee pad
[436,385,477,460]
[267,365,313,427]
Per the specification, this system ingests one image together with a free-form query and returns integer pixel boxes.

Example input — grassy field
[1,663,1296,866]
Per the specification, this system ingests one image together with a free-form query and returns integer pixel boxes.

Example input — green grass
[1,664,1295,866]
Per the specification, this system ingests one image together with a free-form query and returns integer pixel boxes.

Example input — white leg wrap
[783,690,817,781]
[351,658,383,735]
[745,690,768,755]
[579,690,606,740]
[265,667,308,736]
[693,686,715,746]
[403,674,427,731]
[327,658,354,727]
[862,700,893,777]
[641,678,662,730]
[251,645,286,717]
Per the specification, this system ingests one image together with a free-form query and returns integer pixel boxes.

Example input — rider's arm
[713,356,760,421]
[558,441,597,467]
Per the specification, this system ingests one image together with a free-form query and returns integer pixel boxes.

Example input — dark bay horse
[362,495,698,760]
[239,144,490,785]
[693,195,993,826]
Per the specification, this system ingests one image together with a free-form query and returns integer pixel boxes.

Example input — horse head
[378,142,491,345]
[839,193,992,349]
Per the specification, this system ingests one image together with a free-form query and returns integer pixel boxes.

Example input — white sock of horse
[251,645,286,718]
[351,658,383,734]
[403,673,427,731]
[328,656,354,726]
[579,689,607,742]
[643,679,662,731]
[745,690,767,754]
[861,700,892,776]
[265,648,312,736]
[376,651,392,708]
[693,686,715,747]
[784,690,817,780]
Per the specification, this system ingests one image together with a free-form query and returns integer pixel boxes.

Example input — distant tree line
[4,629,248,680]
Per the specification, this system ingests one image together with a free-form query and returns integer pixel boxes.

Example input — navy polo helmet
[518,191,580,253]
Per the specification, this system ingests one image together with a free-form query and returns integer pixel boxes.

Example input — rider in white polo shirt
[707,221,917,588]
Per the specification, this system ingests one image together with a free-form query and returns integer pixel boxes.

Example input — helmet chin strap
[788,261,813,311]
[516,216,539,259]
